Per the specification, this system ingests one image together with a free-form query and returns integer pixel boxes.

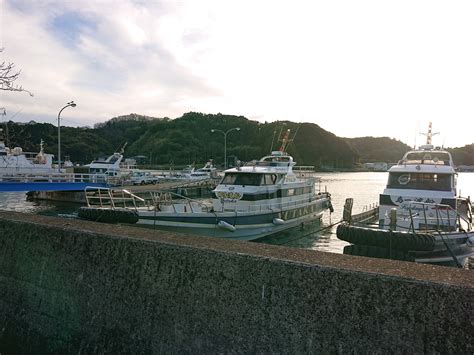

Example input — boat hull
[136,198,329,241]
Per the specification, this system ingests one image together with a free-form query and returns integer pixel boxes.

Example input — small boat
[337,123,474,267]
[188,160,218,180]
[79,150,333,241]
[160,161,218,182]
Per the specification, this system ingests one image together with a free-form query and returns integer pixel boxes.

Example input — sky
[1,0,473,148]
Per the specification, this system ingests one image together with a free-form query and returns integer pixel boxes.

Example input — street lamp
[57,101,76,171]
[210,127,240,169]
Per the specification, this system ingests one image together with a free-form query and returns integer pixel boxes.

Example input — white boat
[188,160,218,180]
[0,134,58,177]
[84,144,129,183]
[337,123,474,267]
[158,161,218,182]
[79,150,333,241]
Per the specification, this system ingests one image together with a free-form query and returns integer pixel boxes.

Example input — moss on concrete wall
[0,212,473,353]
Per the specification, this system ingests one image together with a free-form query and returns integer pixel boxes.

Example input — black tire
[337,223,435,251]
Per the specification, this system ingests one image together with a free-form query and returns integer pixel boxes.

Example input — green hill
[345,137,411,163]
[2,112,472,168]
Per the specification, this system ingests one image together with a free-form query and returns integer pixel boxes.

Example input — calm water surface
[1,172,473,255]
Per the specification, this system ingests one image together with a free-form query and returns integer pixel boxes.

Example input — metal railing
[83,187,331,215]
[84,187,147,210]
[0,172,120,185]
[149,191,213,213]
[406,201,471,232]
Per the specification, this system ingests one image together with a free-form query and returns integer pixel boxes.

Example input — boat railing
[0,173,120,185]
[84,187,148,210]
[406,201,471,232]
[149,191,213,213]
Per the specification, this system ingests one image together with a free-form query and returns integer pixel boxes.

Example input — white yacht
[79,150,333,241]
[86,144,127,179]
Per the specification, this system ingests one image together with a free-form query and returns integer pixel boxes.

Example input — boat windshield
[221,173,279,186]
[387,172,452,191]
[403,152,451,165]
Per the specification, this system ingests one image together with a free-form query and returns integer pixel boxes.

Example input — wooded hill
[2,112,473,168]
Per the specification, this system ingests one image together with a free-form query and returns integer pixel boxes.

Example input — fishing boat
[337,123,474,267]
[0,132,58,177]
[79,132,333,241]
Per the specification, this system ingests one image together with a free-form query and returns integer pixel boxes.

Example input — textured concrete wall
[0,211,473,354]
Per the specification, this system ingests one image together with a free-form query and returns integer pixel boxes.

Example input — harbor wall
[0,211,473,354]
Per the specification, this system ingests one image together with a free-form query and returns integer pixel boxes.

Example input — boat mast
[420,122,439,145]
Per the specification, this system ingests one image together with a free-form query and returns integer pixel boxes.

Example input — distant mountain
[2,112,472,167]
[344,137,411,163]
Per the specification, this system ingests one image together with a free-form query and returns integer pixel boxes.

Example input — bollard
[343,198,354,224]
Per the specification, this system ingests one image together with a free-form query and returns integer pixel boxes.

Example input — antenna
[271,125,285,153]
[117,142,127,154]
[269,127,277,153]
[285,123,301,152]
[420,121,439,145]
[278,128,293,152]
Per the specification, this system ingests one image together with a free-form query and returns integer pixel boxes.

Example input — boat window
[107,155,120,164]
[221,173,263,186]
[263,174,278,185]
[387,172,451,191]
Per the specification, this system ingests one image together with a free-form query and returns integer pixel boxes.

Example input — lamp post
[211,127,240,169]
[57,101,76,171]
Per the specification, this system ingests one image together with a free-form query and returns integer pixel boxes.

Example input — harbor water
[1,172,473,255]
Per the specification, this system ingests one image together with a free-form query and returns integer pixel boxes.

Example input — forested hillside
[2,112,472,167]
[345,137,411,163]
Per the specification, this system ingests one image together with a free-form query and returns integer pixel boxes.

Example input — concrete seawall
[0,211,473,353]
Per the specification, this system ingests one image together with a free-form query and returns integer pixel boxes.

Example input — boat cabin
[221,172,283,186]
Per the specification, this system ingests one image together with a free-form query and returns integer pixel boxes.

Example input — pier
[26,178,219,203]
[0,173,112,192]
[0,211,472,353]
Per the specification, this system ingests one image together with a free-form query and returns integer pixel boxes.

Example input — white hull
[136,197,329,241]
[137,211,325,241]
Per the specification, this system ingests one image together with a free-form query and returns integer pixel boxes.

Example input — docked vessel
[0,133,58,177]
[159,161,218,182]
[79,150,333,241]
[337,123,474,267]
[86,146,125,178]
[188,160,218,180]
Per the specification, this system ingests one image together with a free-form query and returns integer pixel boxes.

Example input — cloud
[1,0,218,125]
[1,0,474,147]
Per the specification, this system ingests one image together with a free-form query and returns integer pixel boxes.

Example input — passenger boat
[79,150,333,241]
[337,123,474,267]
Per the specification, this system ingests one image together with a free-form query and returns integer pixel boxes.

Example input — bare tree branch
[0,48,34,96]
